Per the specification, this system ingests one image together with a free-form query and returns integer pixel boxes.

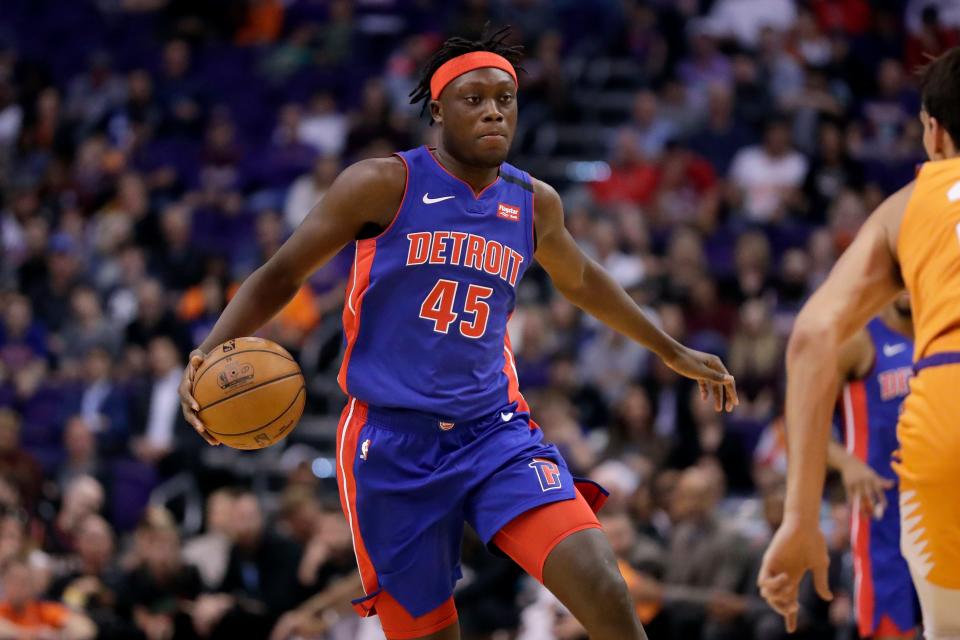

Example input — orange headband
[429,51,518,100]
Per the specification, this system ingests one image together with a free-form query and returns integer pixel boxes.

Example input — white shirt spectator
[145,369,181,450]
[709,0,798,47]
[730,145,807,222]
[284,173,327,232]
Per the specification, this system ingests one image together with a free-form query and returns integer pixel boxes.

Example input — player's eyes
[500,94,514,104]
[465,96,480,105]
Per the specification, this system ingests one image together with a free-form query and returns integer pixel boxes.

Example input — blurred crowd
[0,0,954,638]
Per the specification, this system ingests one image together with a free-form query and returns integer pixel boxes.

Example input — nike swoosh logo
[500,412,514,422]
[883,343,907,357]
[422,193,456,204]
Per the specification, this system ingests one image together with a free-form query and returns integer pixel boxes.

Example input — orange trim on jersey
[336,398,379,597]
[338,240,377,393]
[429,51,518,100]
[502,320,534,427]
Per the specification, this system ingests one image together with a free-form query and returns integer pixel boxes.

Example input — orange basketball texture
[192,337,306,450]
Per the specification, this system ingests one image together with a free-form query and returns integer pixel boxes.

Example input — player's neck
[431,146,500,194]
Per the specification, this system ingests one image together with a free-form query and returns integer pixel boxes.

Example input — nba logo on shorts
[529,458,562,492]
[360,439,371,461]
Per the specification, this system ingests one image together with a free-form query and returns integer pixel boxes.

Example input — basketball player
[179,29,738,640]
[759,47,960,639]
[827,295,919,640]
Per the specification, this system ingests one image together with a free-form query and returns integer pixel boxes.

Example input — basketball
[192,337,306,450]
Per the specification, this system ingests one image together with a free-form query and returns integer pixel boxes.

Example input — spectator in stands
[121,508,204,640]
[688,83,754,178]
[729,118,808,223]
[154,203,204,292]
[0,409,41,512]
[130,336,188,475]
[61,286,123,361]
[296,93,347,159]
[284,155,340,232]
[155,39,204,138]
[66,347,129,457]
[65,51,126,137]
[45,475,105,556]
[0,294,48,370]
[57,416,104,498]
[618,90,676,161]
[125,278,190,356]
[48,514,132,639]
[0,558,96,639]
[182,489,236,590]
[802,119,865,220]
[219,491,306,623]
[659,465,757,640]
[726,298,783,419]
[28,233,83,335]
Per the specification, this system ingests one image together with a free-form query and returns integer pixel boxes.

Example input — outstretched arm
[532,179,737,411]
[179,157,406,443]
[759,182,911,631]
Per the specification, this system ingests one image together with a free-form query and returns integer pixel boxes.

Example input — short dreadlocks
[409,25,524,120]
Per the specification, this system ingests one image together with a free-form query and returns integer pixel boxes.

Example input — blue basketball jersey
[839,317,918,637]
[841,318,913,478]
[337,146,535,420]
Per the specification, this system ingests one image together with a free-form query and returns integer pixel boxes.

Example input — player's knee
[584,561,634,619]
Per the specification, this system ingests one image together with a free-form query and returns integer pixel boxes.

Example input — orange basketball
[192,337,306,450]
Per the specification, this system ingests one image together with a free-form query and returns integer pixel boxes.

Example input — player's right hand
[839,456,895,519]
[664,345,739,412]
[758,517,833,633]
[179,349,220,446]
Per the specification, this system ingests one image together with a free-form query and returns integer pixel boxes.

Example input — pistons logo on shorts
[529,458,562,492]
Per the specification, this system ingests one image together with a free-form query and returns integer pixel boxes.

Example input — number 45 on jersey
[419,279,493,339]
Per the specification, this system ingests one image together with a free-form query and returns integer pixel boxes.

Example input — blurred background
[0,0,951,638]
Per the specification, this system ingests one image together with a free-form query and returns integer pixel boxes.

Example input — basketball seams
[203,384,306,437]
[196,371,304,414]
[193,348,296,389]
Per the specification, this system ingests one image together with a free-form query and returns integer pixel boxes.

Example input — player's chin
[471,137,510,165]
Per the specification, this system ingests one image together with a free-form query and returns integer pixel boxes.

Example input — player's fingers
[699,380,708,402]
[785,606,798,633]
[852,483,874,514]
[184,410,219,446]
[713,382,723,412]
[813,563,833,601]
[758,571,789,589]
[880,477,895,489]
[724,378,739,410]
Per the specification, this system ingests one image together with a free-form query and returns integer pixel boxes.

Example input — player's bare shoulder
[329,156,408,231]
[531,177,563,243]
[877,180,916,258]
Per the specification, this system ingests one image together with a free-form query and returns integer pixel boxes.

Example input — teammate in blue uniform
[827,295,920,639]
[179,28,738,640]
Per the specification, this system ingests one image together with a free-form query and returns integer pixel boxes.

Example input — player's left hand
[758,517,833,633]
[839,456,895,519]
[664,345,739,412]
